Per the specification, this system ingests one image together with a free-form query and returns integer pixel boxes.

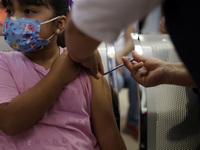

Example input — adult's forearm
[163,62,197,88]
[65,16,100,62]
[71,0,162,43]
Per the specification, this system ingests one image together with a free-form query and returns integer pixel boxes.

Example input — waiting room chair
[131,34,200,150]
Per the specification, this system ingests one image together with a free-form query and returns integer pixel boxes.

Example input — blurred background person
[115,23,139,138]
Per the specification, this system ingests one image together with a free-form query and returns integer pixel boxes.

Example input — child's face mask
[3,16,60,52]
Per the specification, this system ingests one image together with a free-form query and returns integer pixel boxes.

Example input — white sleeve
[71,0,162,43]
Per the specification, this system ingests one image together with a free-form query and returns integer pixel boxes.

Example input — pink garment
[0,47,100,150]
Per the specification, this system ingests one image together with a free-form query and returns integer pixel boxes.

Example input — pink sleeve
[0,53,19,104]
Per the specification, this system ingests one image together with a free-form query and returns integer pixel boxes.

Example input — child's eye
[6,9,13,16]
[24,9,35,14]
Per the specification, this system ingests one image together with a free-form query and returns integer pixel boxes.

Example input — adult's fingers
[90,50,104,79]
[122,56,145,78]
[122,56,133,72]
[98,56,104,75]
[132,50,147,63]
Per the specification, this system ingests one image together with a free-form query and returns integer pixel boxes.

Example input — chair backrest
[0,36,14,52]
[131,34,200,150]
[98,42,120,129]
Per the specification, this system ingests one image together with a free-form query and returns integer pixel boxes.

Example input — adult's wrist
[163,62,197,87]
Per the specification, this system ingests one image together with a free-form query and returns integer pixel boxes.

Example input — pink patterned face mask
[3,16,60,52]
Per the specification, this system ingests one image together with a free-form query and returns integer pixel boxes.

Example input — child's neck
[23,44,60,70]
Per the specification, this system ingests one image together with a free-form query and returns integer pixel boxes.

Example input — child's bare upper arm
[89,75,127,150]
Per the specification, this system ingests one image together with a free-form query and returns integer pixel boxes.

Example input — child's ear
[55,15,67,36]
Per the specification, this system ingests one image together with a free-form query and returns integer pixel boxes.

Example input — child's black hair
[2,0,69,47]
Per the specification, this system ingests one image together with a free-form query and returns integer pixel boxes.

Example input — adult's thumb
[132,50,146,63]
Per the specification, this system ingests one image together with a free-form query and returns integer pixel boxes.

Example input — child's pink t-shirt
[0,47,100,150]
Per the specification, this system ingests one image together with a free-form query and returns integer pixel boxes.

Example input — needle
[103,58,135,75]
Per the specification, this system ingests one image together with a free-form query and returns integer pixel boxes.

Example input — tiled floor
[119,88,139,150]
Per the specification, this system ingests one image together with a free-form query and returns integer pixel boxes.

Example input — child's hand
[50,50,81,85]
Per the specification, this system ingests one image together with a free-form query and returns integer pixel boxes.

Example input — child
[0,0,127,150]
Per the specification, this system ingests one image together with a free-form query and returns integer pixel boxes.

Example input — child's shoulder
[0,51,24,64]
[76,70,109,90]
[0,51,21,58]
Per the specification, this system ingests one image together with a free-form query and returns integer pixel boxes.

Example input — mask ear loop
[41,16,60,25]
[47,34,55,41]
[41,16,61,41]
